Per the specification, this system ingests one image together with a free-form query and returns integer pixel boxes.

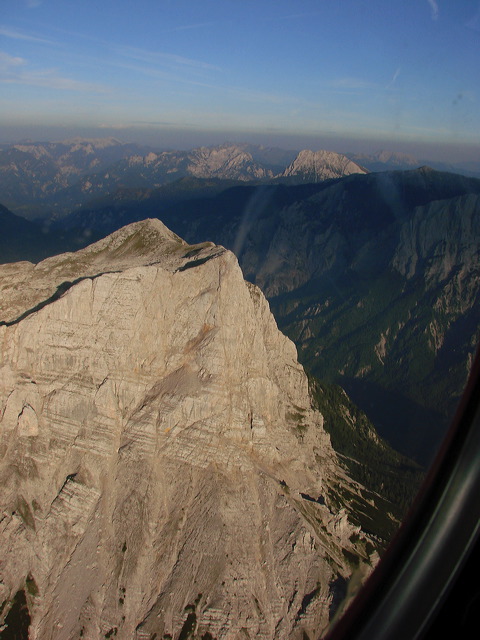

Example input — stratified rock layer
[0,220,371,639]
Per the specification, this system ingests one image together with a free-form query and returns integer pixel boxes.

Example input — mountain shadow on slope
[5,168,480,466]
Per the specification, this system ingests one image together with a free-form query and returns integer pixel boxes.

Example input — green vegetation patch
[16,496,35,530]
[342,548,361,569]
[25,573,39,597]
[310,376,424,542]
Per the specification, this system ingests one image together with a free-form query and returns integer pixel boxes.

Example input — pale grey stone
[0,219,375,639]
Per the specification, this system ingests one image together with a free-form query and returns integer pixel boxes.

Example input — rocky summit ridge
[282,149,367,181]
[0,220,376,639]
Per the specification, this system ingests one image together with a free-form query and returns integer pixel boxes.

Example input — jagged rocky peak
[0,220,375,639]
[187,143,271,179]
[0,219,221,325]
[10,137,124,162]
[124,143,272,180]
[283,149,367,181]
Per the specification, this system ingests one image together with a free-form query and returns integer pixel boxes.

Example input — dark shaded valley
[3,159,478,467]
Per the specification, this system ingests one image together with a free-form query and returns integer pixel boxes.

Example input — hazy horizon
[1,0,479,165]
[2,123,480,165]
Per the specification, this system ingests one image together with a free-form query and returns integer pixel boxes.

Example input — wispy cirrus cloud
[427,0,439,21]
[0,51,26,71]
[0,25,57,46]
[2,70,107,92]
[16,71,106,92]
[0,51,107,93]
[387,67,401,89]
[6,25,221,87]
[112,57,298,107]
[102,44,223,91]
[113,44,221,73]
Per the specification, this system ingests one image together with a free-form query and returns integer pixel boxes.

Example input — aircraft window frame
[325,345,480,640]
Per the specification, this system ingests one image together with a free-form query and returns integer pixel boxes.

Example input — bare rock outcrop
[0,219,373,639]
[282,149,367,181]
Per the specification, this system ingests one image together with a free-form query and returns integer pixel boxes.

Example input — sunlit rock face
[282,149,367,182]
[0,220,372,640]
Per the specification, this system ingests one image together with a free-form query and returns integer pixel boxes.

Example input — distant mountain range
[2,138,478,222]
[347,150,480,177]
[0,139,368,218]
[0,137,150,218]
[2,165,479,466]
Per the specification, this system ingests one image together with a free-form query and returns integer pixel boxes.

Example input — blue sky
[1,0,479,158]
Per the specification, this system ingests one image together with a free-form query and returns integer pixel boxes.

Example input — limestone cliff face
[392,193,480,290]
[0,220,371,640]
[186,144,272,180]
[282,150,367,182]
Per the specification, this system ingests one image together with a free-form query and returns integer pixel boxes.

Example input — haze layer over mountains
[1,138,478,221]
